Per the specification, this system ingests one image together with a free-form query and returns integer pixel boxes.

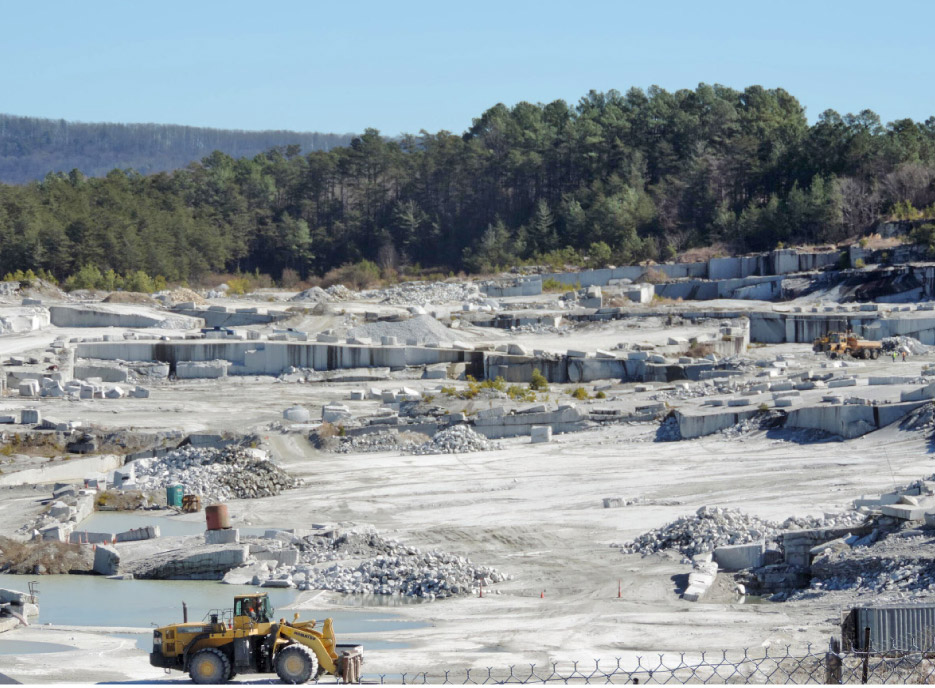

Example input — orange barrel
[205,503,231,530]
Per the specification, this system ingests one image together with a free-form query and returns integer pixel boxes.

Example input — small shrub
[529,369,549,391]
[440,386,457,397]
[226,276,251,295]
[758,403,770,412]
[507,385,536,402]
[642,268,668,284]
[480,376,506,391]
[569,387,589,400]
[595,391,607,399]
[542,278,577,293]
[854,258,866,269]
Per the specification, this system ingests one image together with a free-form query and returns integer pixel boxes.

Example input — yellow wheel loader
[149,593,363,684]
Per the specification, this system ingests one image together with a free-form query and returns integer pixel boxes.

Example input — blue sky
[4,0,934,136]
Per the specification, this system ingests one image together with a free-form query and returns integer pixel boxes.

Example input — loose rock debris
[334,425,498,455]
[228,528,507,598]
[616,505,867,558]
[132,446,300,502]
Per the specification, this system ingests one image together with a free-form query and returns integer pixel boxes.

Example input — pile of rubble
[407,425,499,455]
[349,315,458,344]
[334,431,426,454]
[229,528,508,598]
[807,534,935,596]
[363,281,482,307]
[883,336,930,355]
[132,446,299,502]
[290,284,358,303]
[617,506,866,558]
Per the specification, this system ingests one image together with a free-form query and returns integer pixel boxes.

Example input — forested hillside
[0,114,353,183]
[2,84,935,287]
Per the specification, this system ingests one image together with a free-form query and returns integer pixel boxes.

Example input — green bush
[569,387,589,400]
[529,369,549,391]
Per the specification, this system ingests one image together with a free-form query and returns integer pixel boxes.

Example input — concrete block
[714,542,764,571]
[322,404,351,423]
[507,343,529,356]
[477,407,506,420]
[130,386,150,398]
[205,528,240,545]
[105,385,126,399]
[18,380,39,397]
[727,398,751,407]
[530,426,552,443]
[602,497,624,508]
[92,545,120,576]
[20,409,40,425]
[774,398,793,408]
[349,390,366,400]
[115,525,160,542]
[881,504,928,521]
[828,378,857,388]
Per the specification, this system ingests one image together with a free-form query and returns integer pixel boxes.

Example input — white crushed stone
[132,445,300,502]
[235,528,508,598]
[406,425,499,455]
[362,281,482,307]
[616,505,867,558]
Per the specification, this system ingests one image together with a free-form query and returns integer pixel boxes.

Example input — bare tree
[835,176,880,236]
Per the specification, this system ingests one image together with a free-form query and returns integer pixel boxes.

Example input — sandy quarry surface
[1,289,934,682]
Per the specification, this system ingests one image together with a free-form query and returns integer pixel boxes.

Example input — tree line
[0,114,353,184]
[2,84,935,286]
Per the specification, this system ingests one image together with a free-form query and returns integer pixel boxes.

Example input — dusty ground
[0,293,933,682]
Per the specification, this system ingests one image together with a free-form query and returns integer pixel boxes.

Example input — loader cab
[234,594,272,628]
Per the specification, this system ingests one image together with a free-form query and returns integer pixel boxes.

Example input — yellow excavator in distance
[149,593,363,684]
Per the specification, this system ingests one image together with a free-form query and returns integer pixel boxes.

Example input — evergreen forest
[3,84,935,288]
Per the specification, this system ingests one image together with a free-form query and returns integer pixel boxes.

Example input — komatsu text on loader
[149,593,363,684]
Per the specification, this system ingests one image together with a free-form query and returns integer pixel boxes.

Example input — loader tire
[189,647,231,684]
[275,644,318,684]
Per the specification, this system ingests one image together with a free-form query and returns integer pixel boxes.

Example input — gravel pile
[406,425,499,455]
[617,506,866,558]
[363,281,482,306]
[883,336,930,355]
[348,314,458,344]
[132,446,299,502]
[333,431,428,454]
[806,534,935,596]
[325,284,356,300]
[290,286,332,303]
[240,529,508,598]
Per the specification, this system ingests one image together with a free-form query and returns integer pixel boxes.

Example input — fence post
[826,636,843,685]
[861,627,871,684]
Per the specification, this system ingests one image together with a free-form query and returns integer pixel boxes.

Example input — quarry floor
[2,293,935,682]
[3,403,934,681]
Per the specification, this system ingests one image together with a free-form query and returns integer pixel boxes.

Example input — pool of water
[76,511,272,538]
[0,639,74,655]
[0,574,423,651]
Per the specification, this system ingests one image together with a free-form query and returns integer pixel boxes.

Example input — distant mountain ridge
[0,114,355,183]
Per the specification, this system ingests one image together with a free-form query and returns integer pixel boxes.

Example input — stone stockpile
[132,446,299,502]
[334,426,497,455]
[226,528,507,599]
[618,506,866,558]
[364,281,482,306]
[406,425,499,455]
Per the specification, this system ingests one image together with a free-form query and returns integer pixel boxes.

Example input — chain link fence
[367,643,935,684]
